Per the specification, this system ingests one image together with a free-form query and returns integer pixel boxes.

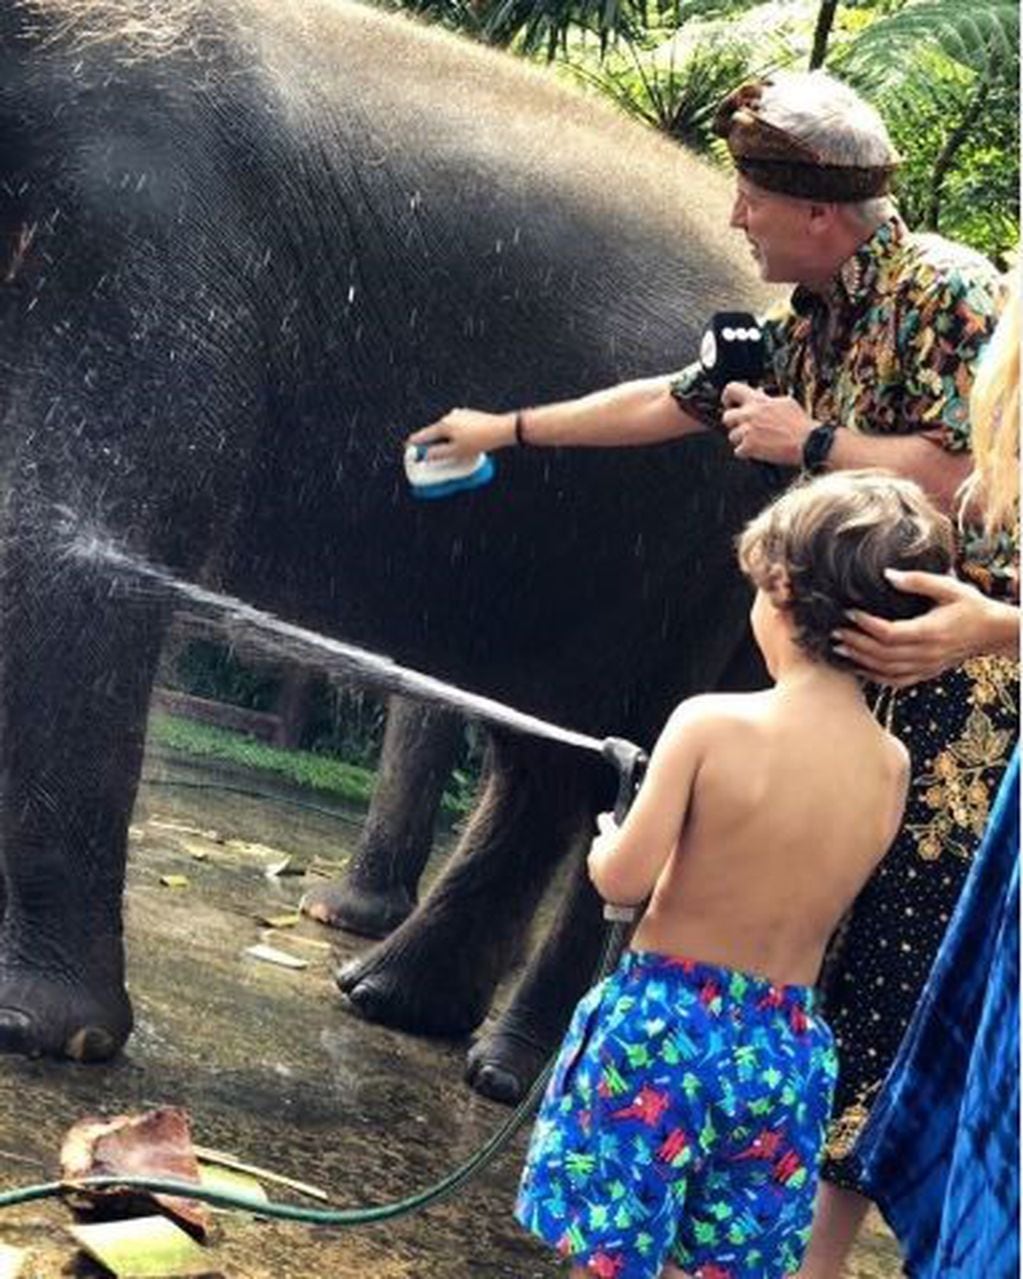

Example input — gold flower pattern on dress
[905,658,1018,862]
[826,1083,882,1162]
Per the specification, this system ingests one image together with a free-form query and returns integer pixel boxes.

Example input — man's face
[729,176,818,285]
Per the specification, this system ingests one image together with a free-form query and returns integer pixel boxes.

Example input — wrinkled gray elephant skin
[302,696,465,939]
[0,0,778,1084]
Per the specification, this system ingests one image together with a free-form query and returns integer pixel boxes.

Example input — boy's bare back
[631,679,909,987]
[588,470,950,989]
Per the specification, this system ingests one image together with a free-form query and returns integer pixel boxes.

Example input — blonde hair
[958,276,1020,536]
[738,470,954,670]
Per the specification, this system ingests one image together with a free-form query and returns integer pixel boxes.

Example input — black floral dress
[670,216,1017,1190]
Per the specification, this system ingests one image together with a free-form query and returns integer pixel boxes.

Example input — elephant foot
[464,1024,553,1105]
[0,962,132,1062]
[336,942,489,1038]
[300,878,415,939]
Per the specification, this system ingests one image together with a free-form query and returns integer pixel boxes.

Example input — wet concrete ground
[0,747,903,1277]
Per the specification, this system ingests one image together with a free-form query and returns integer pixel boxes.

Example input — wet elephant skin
[0,0,779,1079]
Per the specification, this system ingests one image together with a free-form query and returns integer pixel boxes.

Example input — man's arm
[822,430,972,512]
[587,697,713,906]
[720,386,972,512]
[719,264,1002,512]
[406,377,706,463]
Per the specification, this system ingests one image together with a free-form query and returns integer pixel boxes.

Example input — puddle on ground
[0,748,903,1277]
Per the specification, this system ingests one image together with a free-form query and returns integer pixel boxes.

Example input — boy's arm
[587,698,713,906]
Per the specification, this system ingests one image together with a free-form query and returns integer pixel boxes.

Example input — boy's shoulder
[665,689,770,733]
[675,689,770,713]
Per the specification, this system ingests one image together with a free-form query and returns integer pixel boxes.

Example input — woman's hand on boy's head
[832,569,994,686]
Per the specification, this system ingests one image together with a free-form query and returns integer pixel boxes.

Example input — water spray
[0,530,650,1225]
[72,531,605,756]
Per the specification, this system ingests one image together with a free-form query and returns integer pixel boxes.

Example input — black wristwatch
[801,423,838,475]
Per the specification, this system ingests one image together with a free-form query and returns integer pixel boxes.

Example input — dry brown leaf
[60,1107,209,1239]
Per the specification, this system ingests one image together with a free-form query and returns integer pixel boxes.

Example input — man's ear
[807,200,838,236]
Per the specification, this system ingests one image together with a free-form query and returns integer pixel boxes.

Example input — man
[407,70,1015,1275]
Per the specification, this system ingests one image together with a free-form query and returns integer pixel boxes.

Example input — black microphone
[699,311,765,390]
[699,310,792,490]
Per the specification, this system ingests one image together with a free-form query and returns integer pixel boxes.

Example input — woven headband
[713,81,899,202]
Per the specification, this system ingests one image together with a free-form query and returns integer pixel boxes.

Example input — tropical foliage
[381,0,1019,262]
[833,1,1019,262]
[150,714,478,816]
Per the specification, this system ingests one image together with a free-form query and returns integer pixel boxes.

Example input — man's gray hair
[758,71,897,224]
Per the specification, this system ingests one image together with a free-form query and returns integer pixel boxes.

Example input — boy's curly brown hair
[737,470,955,671]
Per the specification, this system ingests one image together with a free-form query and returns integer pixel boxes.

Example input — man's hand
[832,569,1015,687]
[720,382,813,466]
[406,407,516,463]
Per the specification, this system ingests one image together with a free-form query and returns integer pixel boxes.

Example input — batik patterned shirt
[669,216,1009,586]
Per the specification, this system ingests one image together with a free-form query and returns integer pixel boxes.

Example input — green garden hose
[0,920,630,1226]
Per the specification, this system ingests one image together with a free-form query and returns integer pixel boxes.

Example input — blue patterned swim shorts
[516,950,837,1279]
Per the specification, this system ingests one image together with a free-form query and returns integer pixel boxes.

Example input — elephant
[0,0,781,1086]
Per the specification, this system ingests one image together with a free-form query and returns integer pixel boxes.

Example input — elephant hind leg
[466,849,604,1103]
[337,736,596,1038]
[302,696,463,938]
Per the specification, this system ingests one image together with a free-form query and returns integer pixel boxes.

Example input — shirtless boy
[515,471,954,1279]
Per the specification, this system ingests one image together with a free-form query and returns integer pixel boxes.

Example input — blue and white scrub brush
[403,443,496,499]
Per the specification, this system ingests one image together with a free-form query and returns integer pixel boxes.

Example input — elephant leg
[466,852,604,1103]
[0,532,164,1060]
[337,735,593,1037]
[302,696,463,938]
[465,636,770,1103]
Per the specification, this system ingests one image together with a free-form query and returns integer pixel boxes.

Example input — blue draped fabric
[855,746,1019,1278]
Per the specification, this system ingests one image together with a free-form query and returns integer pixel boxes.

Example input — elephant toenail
[471,1063,524,1105]
[65,1026,117,1062]
[335,959,362,993]
[0,1009,35,1055]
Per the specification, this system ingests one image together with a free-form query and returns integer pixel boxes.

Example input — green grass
[147,713,474,816]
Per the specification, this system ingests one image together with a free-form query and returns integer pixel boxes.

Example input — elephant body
[0,0,777,1072]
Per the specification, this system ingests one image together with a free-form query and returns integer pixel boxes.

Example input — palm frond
[482,0,646,55]
[838,0,1018,78]
[480,0,766,57]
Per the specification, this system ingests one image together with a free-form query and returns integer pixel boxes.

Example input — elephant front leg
[302,697,463,938]
[466,854,605,1103]
[0,542,163,1060]
[337,737,591,1038]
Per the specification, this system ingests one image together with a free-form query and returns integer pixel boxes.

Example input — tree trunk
[809,0,839,70]
[272,664,315,749]
[926,70,992,231]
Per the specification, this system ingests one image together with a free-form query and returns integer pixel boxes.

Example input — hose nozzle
[601,736,648,825]
[598,735,648,927]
